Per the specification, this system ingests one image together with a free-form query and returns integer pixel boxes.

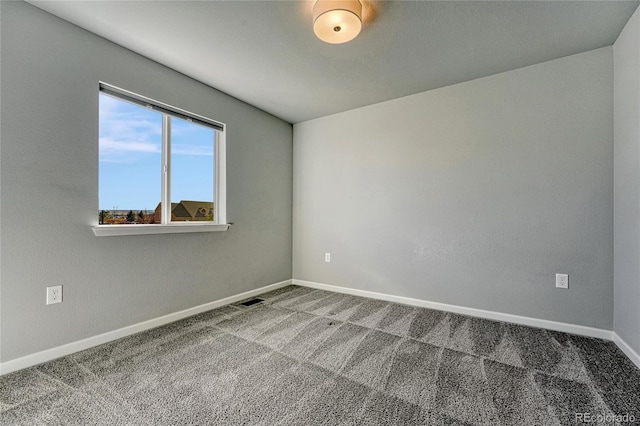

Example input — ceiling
[28,0,640,124]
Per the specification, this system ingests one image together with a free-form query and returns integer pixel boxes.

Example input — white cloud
[99,94,163,163]
[100,137,161,154]
[172,144,213,156]
[99,93,213,161]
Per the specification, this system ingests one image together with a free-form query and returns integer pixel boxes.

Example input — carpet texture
[1,285,639,425]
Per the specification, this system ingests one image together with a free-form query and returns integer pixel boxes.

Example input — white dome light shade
[313,0,362,44]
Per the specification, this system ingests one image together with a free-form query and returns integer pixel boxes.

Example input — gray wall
[614,7,640,355]
[0,1,292,362]
[293,48,614,329]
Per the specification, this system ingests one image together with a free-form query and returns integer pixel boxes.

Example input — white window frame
[93,83,228,237]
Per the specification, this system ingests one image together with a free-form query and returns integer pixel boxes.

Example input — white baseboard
[6,278,635,376]
[292,279,614,341]
[0,279,292,376]
[613,332,640,370]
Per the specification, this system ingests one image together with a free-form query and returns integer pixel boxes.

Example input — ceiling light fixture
[313,0,362,44]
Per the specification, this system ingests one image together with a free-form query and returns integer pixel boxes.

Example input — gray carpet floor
[1,285,639,425]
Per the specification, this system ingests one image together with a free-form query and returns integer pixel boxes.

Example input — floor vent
[239,298,264,307]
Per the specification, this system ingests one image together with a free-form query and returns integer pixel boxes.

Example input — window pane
[98,93,162,224]
[170,117,215,222]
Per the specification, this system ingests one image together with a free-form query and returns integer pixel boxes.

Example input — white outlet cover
[325,253,331,262]
[46,285,63,305]
[555,274,569,289]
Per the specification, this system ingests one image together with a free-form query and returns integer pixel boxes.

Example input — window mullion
[161,115,171,224]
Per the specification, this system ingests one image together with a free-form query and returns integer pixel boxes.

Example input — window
[94,83,227,236]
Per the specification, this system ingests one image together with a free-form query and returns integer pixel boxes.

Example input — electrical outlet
[325,253,331,263]
[46,285,63,305]
[555,274,569,289]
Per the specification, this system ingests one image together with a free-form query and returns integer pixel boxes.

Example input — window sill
[92,223,230,237]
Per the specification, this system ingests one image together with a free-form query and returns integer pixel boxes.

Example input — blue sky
[99,94,214,211]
